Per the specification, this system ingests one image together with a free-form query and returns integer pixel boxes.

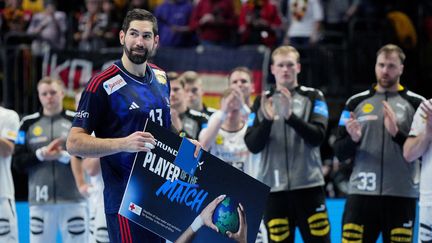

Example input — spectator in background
[73,0,108,51]
[0,105,20,243]
[101,0,121,47]
[170,77,208,139]
[284,0,324,47]
[123,0,148,17]
[323,0,359,33]
[154,0,196,47]
[21,0,44,13]
[189,0,238,47]
[238,0,282,48]
[181,70,216,118]
[0,0,32,43]
[13,77,88,243]
[26,1,67,54]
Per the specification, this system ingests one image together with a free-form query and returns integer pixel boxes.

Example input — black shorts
[263,186,330,243]
[342,194,416,243]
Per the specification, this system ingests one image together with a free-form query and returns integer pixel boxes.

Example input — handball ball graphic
[212,196,239,235]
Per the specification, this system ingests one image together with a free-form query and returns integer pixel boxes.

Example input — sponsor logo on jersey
[75,110,90,119]
[154,69,167,85]
[129,102,140,110]
[362,103,374,113]
[215,134,224,145]
[267,218,290,242]
[357,115,378,123]
[308,212,330,236]
[29,136,48,144]
[343,223,364,242]
[390,227,413,242]
[313,100,329,118]
[32,126,43,136]
[103,75,127,95]
[5,129,17,141]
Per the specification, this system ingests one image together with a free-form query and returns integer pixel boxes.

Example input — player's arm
[199,93,235,150]
[1,111,19,157]
[175,226,196,243]
[13,122,40,171]
[66,127,155,158]
[286,92,328,146]
[404,134,430,162]
[70,156,91,196]
[0,138,14,157]
[285,115,326,146]
[403,98,432,160]
[244,96,273,153]
[175,195,226,243]
[404,99,432,162]
[199,112,224,151]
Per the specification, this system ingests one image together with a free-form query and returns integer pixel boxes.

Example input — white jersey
[206,124,260,178]
[0,107,20,199]
[409,107,432,206]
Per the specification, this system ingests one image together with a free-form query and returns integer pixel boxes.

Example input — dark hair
[121,8,158,35]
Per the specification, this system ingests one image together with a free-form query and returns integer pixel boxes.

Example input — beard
[124,45,150,64]
[377,75,398,89]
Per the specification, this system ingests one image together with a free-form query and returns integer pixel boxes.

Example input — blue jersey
[73,60,171,213]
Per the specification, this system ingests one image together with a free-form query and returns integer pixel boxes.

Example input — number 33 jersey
[334,85,425,197]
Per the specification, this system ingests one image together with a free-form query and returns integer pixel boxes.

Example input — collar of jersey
[114,60,153,85]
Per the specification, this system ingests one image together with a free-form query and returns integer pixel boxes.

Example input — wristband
[58,151,71,164]
[240,104,251,116]
[215,110,227,123]
[35,146,47,161]
[190,215,204,232]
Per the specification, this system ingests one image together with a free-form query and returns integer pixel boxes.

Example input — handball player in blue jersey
[67,8,176,243]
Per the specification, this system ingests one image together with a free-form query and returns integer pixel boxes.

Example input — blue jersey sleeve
[72,87,107,134]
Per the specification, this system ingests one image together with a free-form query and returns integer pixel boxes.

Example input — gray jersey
[334,86,425,198]
[245,86,329,192]
[13,110,84,204]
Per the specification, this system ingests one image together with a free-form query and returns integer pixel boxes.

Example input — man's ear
[119,30,125,46]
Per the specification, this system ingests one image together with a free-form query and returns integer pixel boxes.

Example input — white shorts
[89,203,109,243]
[419,204,432,242]
[30,202,88,243]
[0,198,18,243]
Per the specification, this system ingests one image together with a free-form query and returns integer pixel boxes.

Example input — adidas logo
[129,102,140,110]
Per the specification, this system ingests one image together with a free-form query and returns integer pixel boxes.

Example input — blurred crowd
[0,0,425,52]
